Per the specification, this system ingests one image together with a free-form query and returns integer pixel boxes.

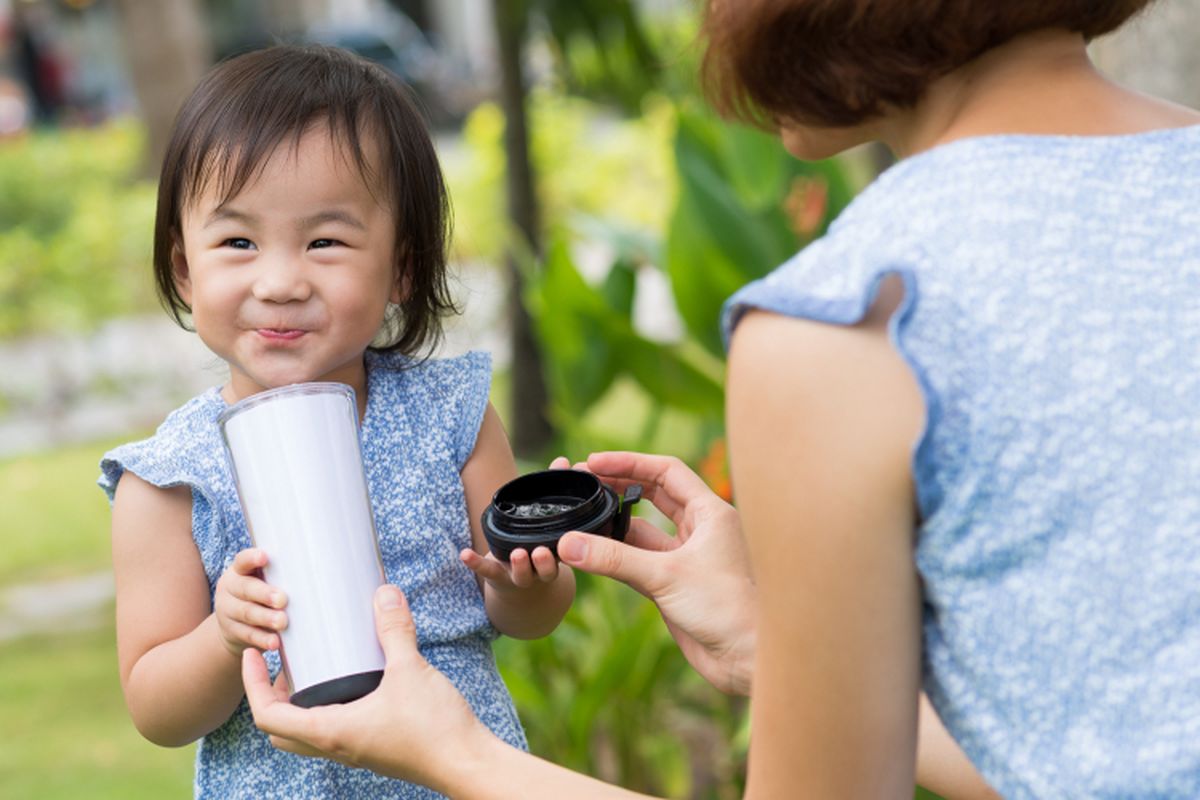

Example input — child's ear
[171,240,193,305]
[391,265,411,305]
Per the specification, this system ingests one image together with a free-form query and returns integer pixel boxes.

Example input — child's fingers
[459,548,512,586]
[232,548,270,575]
[227,619,280,651]
[549,456,570,470]
[225,571,287,609]
[231,599,288,632]
[530,546,558,581]
[507,548,534,588]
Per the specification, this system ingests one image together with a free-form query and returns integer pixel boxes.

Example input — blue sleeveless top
[99,350,526,799]
[724,126,1200,798]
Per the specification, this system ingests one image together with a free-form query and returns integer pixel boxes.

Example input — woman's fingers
[372,585,421,666]
[622,518,678,553]
[243,650,323,746]
[557,531,662,599]
[585,452,716,523]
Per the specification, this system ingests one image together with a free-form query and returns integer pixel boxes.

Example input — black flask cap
[481,470,642,561]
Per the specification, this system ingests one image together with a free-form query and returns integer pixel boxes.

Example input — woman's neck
[880,29,1200,159]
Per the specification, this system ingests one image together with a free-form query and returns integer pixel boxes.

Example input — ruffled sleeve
[96,390,231,587]
[719,211,941,519]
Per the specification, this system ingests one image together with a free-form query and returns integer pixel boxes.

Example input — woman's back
[726,124,1200,796]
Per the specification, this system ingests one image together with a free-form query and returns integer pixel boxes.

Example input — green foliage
[525,237,723,433]
[443,91,675,264]
[535,0,700,112]
[521,99,855,444]
[667,103,855,356]
[496,573,747,798]
[0,120,159,340]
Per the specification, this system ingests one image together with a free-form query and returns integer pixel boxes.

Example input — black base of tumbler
[290,670,384,708]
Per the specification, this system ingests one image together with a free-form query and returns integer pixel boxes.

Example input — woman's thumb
[557,532,655,596]
[373,584,418,663]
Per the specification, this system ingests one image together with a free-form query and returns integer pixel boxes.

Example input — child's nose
[252,255,312,303]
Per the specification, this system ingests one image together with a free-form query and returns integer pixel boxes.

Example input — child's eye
[222,238,255,250]
[309,239,342,250]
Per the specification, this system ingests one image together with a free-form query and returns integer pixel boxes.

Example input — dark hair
[153,44,455,357]
[702,0,1157,128]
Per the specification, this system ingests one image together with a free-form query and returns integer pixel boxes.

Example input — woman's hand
[243,585,493,792]
[213,548,287,656]
[554,452,757,696]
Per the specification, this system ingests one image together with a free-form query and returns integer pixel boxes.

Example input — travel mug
[219,383,385,707]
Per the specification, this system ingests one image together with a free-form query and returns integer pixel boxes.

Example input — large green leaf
[528,235,725,423]
[525,237,622,420]
[616,329,725,417]
[665,106,858,357]
[535,0,660,113]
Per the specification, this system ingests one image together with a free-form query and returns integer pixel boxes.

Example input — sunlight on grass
[0,617,194,799]
[0,435,139,586]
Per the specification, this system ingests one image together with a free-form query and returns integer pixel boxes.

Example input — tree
[114,0,212,177]
[489,0,663,457]
[492,0,554,457]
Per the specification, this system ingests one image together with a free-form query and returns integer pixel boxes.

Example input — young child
[97,45,574,798]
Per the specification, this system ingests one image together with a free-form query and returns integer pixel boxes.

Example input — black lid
[481,470,641,561]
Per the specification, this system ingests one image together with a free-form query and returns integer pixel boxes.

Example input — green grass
[0,436,195,798]
[0,435,138,586]
[0,616,194,799]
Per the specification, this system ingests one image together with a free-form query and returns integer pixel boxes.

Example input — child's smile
[172,122,400,406]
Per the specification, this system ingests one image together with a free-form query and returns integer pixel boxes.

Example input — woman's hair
[701,0,1157,128]
[153,44,455,357]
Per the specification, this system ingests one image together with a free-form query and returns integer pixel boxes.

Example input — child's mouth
[257,328,306,341]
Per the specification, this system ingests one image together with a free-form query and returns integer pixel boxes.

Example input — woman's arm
[245,586,648,799]
[111,474,247,746]
[918,696,1002,799]
[459,403,576,639]
[726,298,926,797]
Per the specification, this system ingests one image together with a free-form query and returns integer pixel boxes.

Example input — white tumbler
[219,383,386,707]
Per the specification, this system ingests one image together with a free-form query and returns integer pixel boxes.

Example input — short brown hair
[154,44,455,357]
[702,0,1156,128]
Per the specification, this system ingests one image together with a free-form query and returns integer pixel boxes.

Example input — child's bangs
[181,106,386,212]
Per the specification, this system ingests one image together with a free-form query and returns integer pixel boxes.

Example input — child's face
[173,124,400,403]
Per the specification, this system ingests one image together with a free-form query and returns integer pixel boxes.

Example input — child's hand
[214,548,288,657]
[459,546,560,594]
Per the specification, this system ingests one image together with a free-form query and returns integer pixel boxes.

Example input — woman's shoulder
[854,123,1200,226]
[726,124,1200,338]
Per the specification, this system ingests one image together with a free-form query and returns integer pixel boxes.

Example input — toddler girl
[98,45,573,798]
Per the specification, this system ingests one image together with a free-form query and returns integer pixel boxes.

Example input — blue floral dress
[100,350,526,799]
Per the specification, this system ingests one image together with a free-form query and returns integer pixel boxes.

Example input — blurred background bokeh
[1,0,1197,797]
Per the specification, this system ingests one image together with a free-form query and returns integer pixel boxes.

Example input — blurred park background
[1,0,1198,797]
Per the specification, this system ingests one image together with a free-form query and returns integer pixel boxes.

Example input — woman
[245,0,1200,796]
